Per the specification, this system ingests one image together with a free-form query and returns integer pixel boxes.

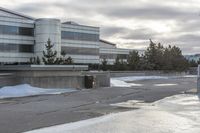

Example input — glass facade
[0,43,34,53]
[100,54,128,59]
[118,54,129,59]
[0,25,34,36]
[100,54,117,59]
[61,31,99,42]
[61,47,99,55]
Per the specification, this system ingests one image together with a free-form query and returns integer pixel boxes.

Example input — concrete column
[35,18,61,58]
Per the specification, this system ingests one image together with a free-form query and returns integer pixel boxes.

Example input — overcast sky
[2,0,200,54]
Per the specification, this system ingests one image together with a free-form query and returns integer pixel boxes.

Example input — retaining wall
[0,68,110,89]
[110,71,188,77]
[0,73,19,87]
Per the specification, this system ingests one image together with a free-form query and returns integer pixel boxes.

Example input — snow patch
[110,75,195,87]
[0,84,77,99]
[110,76,168,87]
[110,100,146,108]
[113,76,168,82]
[154,83,178,86]
[182,75,197,78]
[110,79,143,87]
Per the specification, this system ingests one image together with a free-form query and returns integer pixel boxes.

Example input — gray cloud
[101,6,197,20]
[120,28,156,40]
[8,0,200,54]
[100,27,129,37]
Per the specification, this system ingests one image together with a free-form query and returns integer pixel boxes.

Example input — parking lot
[0,76,197,133]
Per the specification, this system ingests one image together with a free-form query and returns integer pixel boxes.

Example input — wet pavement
[26,94,200,133]
[0,76,197,133]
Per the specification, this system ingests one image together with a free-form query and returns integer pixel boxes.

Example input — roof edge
[100,39,117,46]
[0,7,35,20]
[62,21,99,29]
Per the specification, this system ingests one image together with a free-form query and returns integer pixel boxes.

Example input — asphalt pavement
[0,76,197,133]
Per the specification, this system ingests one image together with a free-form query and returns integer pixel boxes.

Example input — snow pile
[110,100,146,108]
[182,75,197,78]
[25,94,200,133]
[110,76,168,87]
[110,79,143,87]
[154,83,178,87]
[114,76,169,82]
[0,84,77,99]
[110,75,196,87]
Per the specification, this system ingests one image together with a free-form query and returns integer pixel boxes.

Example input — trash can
[85,75,95,89]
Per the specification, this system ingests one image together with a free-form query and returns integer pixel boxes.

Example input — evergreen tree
[61,50,74,65]
[119,59,128,70]
[36,56,41,65]
[114,56,121,70]
[101,58,108,71]
[42,39,62,65]
[170,46,189,71]
[162,46,173,70]
[144,39,157,70]
[29,57,35,64]
[65,56,73,64]
[144,40,189,71]
[113,55,128,71]
[127,50,140,70]
[155,43,165,69]
[138,54,152,70]
[144,39,164,70]
[189,60,198,67]
[29,56,41,65]
[61,50,67,57]
[197,58,200,65]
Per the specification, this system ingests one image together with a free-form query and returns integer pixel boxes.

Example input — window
[19,45,34,53]
[117,54,129,59]
[19,27,34,36]
[61,31,99,42]
[0,25,34,36]
[100,54,117,59]
[0,43,34,53]
[100,54,128,59]
[61,47,99,55]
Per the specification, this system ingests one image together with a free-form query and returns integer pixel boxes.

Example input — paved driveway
[0,77,197,133]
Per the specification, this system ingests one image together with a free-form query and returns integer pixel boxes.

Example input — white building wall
[65,54,99,64]
[0,9,35,63]
[0,35,34,44]
[100,48,130,54]
[62,40,99,49]
[61,23,100,64]
[61,24,99,34]
[0,53,33,62]
[35,19,61,58]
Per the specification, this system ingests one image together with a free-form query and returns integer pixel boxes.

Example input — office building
[0,7,141,65]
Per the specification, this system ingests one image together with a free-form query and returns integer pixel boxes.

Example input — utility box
[85,75,95,89]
